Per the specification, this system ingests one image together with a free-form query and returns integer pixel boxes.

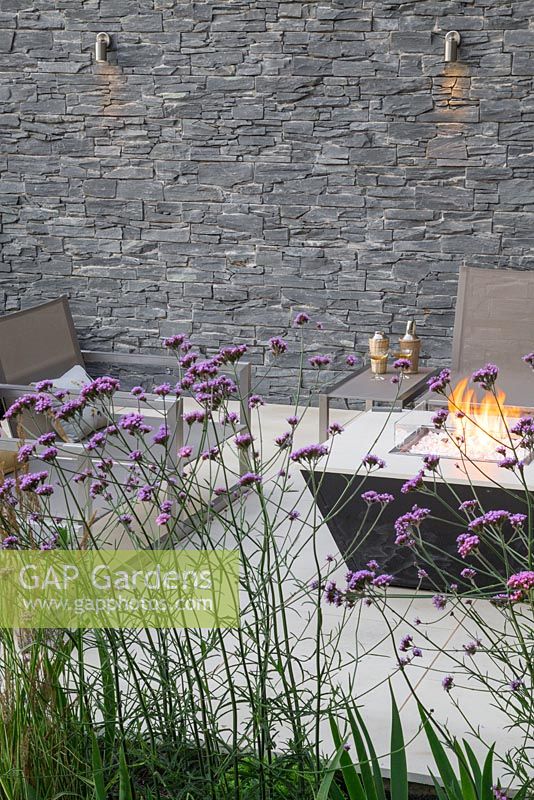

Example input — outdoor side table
[319,366,436,441]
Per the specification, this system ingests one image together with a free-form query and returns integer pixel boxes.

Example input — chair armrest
[82,350,179,371]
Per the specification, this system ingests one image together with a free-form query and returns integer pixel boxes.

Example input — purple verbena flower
[163,334,187,349]
[290,444,328,463]
[183,410,206,425]
[248,394,264,409]
[37,432,56,446]
[393,358,411,371]
[509,513,527,528]
[460,567,477,580]
[85,432,106,451]
[234,432,253,449]
[17,444,35,463]
[509,679,524,693]
[275,431,292,449]
[80,376,120,400]
[361,490,394,505]
[218,344,247,364]
[153,383,172,396]
[457,532,480,559]
[35,484,54,497]
[153,425,169,445]
[423,454,440,471]
[442,674,454,692]
[433,594,447,611]
[401,470,425,494]
[471,363,499,390]
[293,312,310,327]
[432,408,449,429]
[469,510,509,531]
[394,505,430,547]
[269,336,288,356]
[328,422,344,436]
[40,447,58,462]
[506,570,534,602]
[1,535,19,550]
[137,484,154,502]
[428,369,451,394]
[119,412,152,434]
[463,639,481,656]
[308,354,332,368]
[239,472,262,487]
[459,499,478,513]
[362,453,386,470]
[346,354,359,367]
[19,471,48,492]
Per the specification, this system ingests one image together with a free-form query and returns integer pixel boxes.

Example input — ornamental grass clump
[0,326,532,797]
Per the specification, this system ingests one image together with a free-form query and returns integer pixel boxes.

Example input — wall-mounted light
[95,32,111,63]
[444,31,461,63]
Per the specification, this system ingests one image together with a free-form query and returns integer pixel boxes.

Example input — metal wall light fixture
[444,31,461,62]
[95,32,111,62]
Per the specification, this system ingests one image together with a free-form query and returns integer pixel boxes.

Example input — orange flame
[447,378,521,456]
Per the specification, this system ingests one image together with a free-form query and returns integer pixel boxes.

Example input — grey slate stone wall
[1,0,534,398]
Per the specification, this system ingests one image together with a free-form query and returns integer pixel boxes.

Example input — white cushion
[49,365,107,442]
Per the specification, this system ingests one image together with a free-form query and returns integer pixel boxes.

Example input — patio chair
[0,297,252,494]
[423,265,534,406]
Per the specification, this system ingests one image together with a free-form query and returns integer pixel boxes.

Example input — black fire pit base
[303,472,528,590]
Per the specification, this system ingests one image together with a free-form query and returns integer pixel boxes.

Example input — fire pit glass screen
[392,399,534,465]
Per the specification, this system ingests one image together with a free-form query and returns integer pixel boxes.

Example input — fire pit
[303,404,534,589]
[392,379,534,465]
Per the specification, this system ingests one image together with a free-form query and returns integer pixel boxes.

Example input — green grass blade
[352,706,386,800]
[96,632,117,757]
[480,745,495,800]
[430,772,449,800]
[90,729,106,800]
[316,743,347,800]
[418,704,462,800]
[328,783,347,800]
[329,715,366,800]
[462,740,482,790]
[346,707,379,800]
[118,746,134,800]
[454,742,477,800]
[389,687,408,800]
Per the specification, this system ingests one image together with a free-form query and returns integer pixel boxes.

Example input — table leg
[319,394,329,441]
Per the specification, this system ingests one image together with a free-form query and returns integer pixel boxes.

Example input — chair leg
[319,394,329,442]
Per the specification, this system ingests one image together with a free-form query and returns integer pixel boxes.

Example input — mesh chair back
[452,266,534,373]
[0,297,83,384]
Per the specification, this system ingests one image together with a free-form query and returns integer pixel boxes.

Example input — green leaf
[96,632,117,757]
[430,771,449,800]
[316,742,347,800]
[118,746,134,800]
[346,707,379,800]
[462,740,482,790]
[352,706,386,800]
[90,729,107,800]
[389,687,408,800]
[328,715,366,800]
[454,741,477,800]
[418,704,462,800]
[480,745,495,800]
